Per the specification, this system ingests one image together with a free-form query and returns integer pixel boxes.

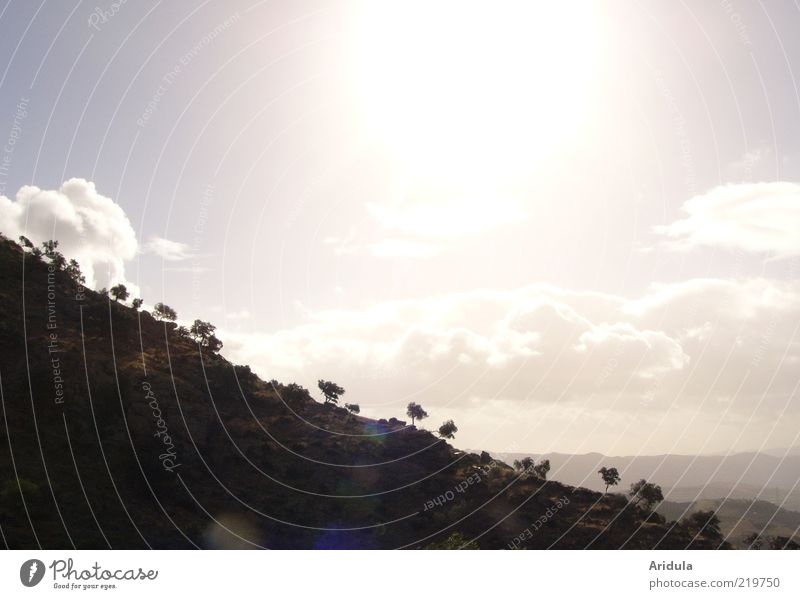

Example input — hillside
[659,499,800,548]
[0,234,727,549]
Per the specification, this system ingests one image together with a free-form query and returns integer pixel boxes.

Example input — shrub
[438,419,458,439]
[153,302,177,321]
[598,466,621,494]
[406,402,428,426]
[110,284,129,302]
[629,479,664,511]
[318,380,345,405]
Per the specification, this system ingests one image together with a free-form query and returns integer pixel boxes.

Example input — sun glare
[354,1,600,184]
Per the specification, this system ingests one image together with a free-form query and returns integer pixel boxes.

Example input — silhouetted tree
[131,298,143,310]
[629,479,664,511]
[189,319,212,342]
[110,284,129,302]
[41,239,65,268]
[49,251,66,270]
[533,458,551,480]
[153,302,177,321]
[438,420,458,439]
[513,457,535,473]
[406,402,428,426]
[345,403,360,417]
[18,235,33,250]
[206,335,223,353]
[318,380,345,405]
[176,326,190,337]
[598,466,621,494]
[65,259,85,283]
[189,319,216,345]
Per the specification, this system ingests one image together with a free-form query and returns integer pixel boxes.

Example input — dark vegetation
[0,234,755,549]
[659,498,800,549]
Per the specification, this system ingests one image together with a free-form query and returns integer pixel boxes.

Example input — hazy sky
[2,0,800,455]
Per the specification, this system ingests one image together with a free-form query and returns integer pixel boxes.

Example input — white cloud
[0,178,138,289]
[146,236,193,261]
[657,182,800,256]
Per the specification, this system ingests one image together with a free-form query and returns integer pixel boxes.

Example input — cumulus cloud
[146,236,193,261]
[223,278,800,423]
[657,182,800,257]
[0,178,138,289]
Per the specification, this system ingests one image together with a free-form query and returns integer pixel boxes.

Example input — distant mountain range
[492,451,800,510]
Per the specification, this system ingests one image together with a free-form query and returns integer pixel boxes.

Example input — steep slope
[0,234,724,549]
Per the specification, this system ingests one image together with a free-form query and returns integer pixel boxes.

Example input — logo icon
[20,559,45,587]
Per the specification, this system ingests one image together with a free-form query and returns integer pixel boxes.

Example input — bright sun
[354,1,601,185]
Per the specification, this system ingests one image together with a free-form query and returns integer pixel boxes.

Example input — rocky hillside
[0,234,727,549]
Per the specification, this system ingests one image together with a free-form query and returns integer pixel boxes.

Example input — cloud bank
[223,278,800,422]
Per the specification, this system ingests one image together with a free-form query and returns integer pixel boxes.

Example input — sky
[1,0,800,455]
